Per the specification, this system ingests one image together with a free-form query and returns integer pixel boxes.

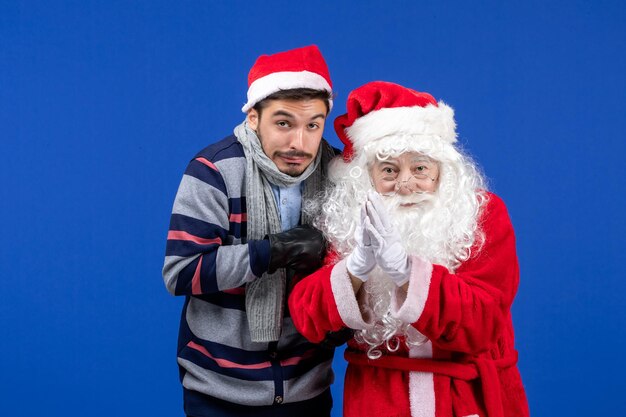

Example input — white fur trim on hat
[241,70,333,112]
[346,102,457,150]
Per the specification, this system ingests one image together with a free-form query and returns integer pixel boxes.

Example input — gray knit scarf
[234,121,334,342]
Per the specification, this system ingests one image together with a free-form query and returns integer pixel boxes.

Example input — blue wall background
[1,1,624,415]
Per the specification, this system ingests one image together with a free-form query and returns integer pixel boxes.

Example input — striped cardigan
[162,135,335,411]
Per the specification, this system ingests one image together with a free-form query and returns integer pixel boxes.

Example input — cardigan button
[274,395,283,404]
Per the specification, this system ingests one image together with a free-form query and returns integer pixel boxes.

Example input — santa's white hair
[304,133,489,359]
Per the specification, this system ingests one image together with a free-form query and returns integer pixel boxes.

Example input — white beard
[355,191,475,358]
[367,192,439,307]
[356,267,430,359]
[380,192,454,268]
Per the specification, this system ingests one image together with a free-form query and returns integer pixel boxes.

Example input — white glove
[346,204,377,282]
[364,192,411,286]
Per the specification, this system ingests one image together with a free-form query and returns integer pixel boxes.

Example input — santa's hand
[365,192,411,286]
[346,204,376,282]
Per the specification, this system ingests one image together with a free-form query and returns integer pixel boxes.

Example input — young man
[163,45,338,417]
[289,81,530,417]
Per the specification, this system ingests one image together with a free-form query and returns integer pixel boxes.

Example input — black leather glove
[319,328,354,350]
[267,225,326,274]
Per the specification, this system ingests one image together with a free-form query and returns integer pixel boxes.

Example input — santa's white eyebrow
[410,157,434,164]
[376,160,399,167]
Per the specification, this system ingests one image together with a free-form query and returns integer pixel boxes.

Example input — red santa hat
[334,81,457,162]
[241,45,333,113]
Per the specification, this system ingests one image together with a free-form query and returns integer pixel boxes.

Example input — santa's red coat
[288,193,529,417]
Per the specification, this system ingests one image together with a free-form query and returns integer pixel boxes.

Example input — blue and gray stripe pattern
[163,135,335,412]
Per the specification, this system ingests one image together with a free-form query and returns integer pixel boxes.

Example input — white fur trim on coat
[408,330,435,417]
[346,103,457,149]
[241,70,333,112]
[394,256,436,417]
[409,371,436,417]
[329,259,375,330]
[390,256,433,324]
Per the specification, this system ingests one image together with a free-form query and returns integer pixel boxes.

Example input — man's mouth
[276,151,312,165]
[280,155,306,164]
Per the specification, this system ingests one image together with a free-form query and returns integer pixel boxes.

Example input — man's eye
[383,167,395,174]
[308,123,320,129]
[277,121,289,127]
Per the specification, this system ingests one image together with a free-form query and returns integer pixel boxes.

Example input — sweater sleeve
[390,193,520,354]
[162,156,270,296]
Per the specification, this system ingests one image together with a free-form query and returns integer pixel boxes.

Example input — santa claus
[288,81,529,417]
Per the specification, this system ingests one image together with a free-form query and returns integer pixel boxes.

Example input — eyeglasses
[371,157,438,197]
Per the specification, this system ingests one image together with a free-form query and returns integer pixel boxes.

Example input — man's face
[369,152,439,205]
[247,99,327,176]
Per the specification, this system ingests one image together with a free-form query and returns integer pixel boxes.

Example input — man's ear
[247,109,259,131]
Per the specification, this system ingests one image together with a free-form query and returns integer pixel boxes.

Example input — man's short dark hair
[253,88,333,116]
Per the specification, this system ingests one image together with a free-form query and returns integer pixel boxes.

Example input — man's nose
[289,128,305,149]
[396,173,416,195]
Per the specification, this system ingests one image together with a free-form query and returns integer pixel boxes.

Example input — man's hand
[346,204,377,282]
[267,225,326,275]
[364,192,411,286]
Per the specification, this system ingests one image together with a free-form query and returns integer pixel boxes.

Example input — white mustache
[382,192,436,209]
